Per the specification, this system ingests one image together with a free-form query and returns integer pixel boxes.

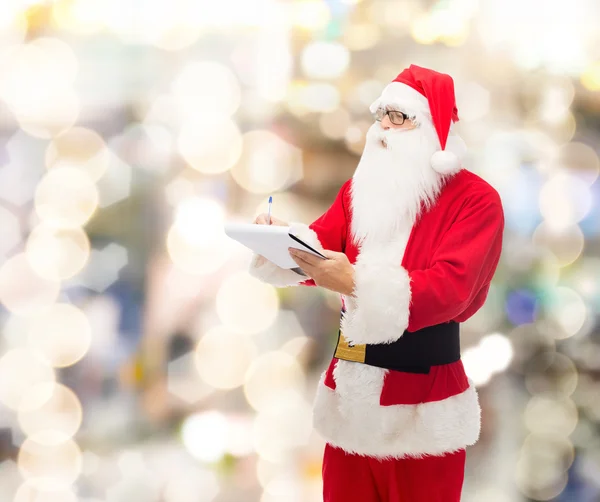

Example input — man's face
[373,107,418,147]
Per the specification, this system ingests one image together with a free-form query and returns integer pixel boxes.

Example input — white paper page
[224,223,325,269]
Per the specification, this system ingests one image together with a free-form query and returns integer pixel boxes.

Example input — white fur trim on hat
[430,128,466,175]
[431,150,460,175]
[369,82,430,123]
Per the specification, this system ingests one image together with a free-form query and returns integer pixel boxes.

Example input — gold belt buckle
[334,331,366,363]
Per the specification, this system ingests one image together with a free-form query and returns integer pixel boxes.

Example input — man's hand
[252,213,288,267]
[288,248,355,296]
[254,213,288,226]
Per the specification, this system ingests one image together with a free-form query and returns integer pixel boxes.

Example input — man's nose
[380,115,392,130]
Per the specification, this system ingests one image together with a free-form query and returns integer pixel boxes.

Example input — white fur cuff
[248,253,306,287]
[341,261,411,345]
[247,222,323,287]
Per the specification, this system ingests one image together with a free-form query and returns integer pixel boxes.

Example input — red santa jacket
[249,168,504,458]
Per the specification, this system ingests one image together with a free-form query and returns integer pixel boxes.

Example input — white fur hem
[341,261,411,345]
[313,372,481,459]
[247,222,323,287]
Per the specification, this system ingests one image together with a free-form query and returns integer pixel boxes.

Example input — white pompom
[431,150,461,175]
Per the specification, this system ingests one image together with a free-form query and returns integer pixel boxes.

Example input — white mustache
[373,128,410,150]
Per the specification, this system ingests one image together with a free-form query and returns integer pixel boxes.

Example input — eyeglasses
[374,108,412,126]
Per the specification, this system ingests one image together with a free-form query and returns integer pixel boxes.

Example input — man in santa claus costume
[249,64,504,502]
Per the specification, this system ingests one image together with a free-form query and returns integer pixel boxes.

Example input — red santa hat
[369,64,465,176]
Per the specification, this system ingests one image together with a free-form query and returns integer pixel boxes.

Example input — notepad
[224,223,327,269]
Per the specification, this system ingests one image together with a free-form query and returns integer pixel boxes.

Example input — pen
[267,196,272,225]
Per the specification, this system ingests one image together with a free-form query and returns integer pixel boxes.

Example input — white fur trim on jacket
[341,248,411,345]
[248,222,323,287]
[312,362,481,459]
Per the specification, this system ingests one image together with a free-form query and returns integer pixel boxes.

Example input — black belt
[333,312,460,374]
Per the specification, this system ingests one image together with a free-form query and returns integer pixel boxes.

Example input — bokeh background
[1,0,600,501]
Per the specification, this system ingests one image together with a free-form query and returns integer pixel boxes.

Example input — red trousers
[322,444,466,502]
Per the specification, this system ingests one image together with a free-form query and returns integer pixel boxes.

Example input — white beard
[350,121,444,246]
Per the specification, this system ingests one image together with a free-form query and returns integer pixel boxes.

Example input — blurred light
[34,167,98,229]
[532,222,584,267]
[478,0,590,73]
[280,336,311,358]
[542,287,587,339]
[256,458,290,489]
[290,0,331,30]
[494,164,543,235]
[462,285,504,333]
[181,411,228,463]
[224,415,254,457]
[302,83,340,113]
[194,325,257,389]
[0,206,21,259]
[479,333,514,372]
[18,434,82,486]
[51,0,105,35]
[163,465,220,502]
[0,253,60,315]
[167,352,216,405]
[14,481,78,502]
[505,289,538,326]
[547,110,577,145]
[167,197,234,275]
[45,127,110,182]
[244,351,305,411]
[0,349,55,410]
[481,131,535,195]
[94,151,132,208]
[111,123,174,175]
[524,396,578,436]
[0,38,79,138]
[216,272,279,336]
[581,61,600,91]
[555,142,600,186]
[524,352,578,398]
[538,81,575,125]
[342,23,381,51]
[539,172,592,231]
[368,0,413,29]
[178,117,243,174]
[116,450,146,475]
[167,226,233,276]
[352,79,383,111]
[410,15,437,44]
[26,225,90,281]
[231,130,303,193]
[253,394,313,462]
[301,41,350,80]
[27,303,92,368]
[171,61,241,119]
[261,477,303,502]
[344,121,370,155]
[561,257,600,307]
[456,82,490,122]
[164,176,195,207]
[515,434,572,500]
[18,383,83,443]
[101,0,202,48]
[319,108,351,140]
[69,243,128,292]
[174,197,225,248]
[462,333,513,386]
